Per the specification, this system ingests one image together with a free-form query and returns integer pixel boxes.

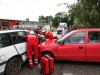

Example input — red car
[38,28,100,62]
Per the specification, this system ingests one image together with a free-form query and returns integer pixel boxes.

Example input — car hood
[40,39,56,45]
[38,39,58,52]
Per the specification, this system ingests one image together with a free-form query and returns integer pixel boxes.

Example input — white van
[57,23,68,34]
[0,30,29,75]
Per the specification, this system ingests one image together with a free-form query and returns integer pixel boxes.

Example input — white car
[57,23,68,34]
[0,30,29,75]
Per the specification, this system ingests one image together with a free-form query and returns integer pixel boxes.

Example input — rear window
[88,31,100,43]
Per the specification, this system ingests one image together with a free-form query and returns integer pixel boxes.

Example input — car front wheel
[42,52,54,60]
[5,58,21,75]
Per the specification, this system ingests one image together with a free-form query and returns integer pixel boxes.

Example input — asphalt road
[18,32,100,75]
[18,60,100,75]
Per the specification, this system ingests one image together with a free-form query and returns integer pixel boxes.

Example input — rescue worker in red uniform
[41,30,53,40]
[25,30,39,69]
[41,30,58,40]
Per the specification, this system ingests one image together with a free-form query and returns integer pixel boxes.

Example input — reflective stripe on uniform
[34,59,38,63]
[29,60,33,64]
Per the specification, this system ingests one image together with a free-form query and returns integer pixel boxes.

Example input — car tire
[5,58,21,75]
[42,52,54,59]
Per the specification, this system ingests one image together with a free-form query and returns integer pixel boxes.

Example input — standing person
[25,30,39,69]
[62,26,68,37]
[41,30,54,40]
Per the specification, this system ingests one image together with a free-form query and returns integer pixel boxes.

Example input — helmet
[41,29,46,33]
[29,30,34,34]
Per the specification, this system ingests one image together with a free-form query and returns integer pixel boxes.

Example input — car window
[11,32,20,44]
[57,31,74,42]
[88,31,100,43]
[0,33,12,48]
[64,32,85,44]
[17,31,26,43]
[11,32,26,44]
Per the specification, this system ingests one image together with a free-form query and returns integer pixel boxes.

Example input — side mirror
[58,40,64,44]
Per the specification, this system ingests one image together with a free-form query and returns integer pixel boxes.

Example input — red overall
[44,31,54,40]
[25,34,39,67]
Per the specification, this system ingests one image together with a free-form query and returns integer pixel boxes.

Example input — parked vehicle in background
[0,30,29,75]
[57,23,68,34]
[38,28,100,62]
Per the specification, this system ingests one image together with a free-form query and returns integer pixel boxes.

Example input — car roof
[0,30,29,34]
[73,28,100,32]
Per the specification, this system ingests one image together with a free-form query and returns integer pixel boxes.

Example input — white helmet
[41,29,46,33]
[29,31,34,34]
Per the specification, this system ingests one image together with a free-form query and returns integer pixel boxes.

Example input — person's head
[64,26,67,29]
[29,30,35,35]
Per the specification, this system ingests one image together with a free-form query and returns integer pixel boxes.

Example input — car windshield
[56,31,74,43]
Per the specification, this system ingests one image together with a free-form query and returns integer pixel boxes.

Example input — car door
[0,33,18,73]
[11,31,27,55]
[58,32,86,61]
[86,31,100,62]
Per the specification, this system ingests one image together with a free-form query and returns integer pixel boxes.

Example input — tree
[58,0,100,28]
[38,15,45,22]
[45,15,53,23]
[70,0,100,27]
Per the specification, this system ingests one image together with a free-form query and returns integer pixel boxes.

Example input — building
[19,21,47,28]
[0,19,49,29]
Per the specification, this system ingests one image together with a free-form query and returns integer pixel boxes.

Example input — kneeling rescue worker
[25,30,39,69]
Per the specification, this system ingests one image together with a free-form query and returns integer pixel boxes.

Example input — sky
[0,0,76,21]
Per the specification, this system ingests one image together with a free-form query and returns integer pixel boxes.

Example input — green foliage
[38,15,53,23]
[38,0,100,28]
[68,0,100,27]
[73,17,81,25]
[38,15,45,22]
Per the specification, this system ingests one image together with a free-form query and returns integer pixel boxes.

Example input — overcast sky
[0,0,76,21]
